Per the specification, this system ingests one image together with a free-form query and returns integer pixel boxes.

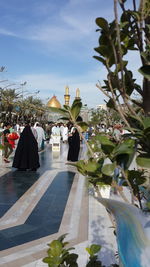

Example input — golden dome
[47,95,61,108]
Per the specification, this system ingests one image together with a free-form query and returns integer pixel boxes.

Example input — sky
[0,0,142,107]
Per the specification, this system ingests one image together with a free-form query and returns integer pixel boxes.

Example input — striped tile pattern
[0,143,88,266]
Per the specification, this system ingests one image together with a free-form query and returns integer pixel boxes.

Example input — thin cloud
[15,64,107,107]
[0,28,18,37]
[0,0,142,108]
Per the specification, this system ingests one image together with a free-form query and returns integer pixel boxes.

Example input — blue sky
[0,0,142,107]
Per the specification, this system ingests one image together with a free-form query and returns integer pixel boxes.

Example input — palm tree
[0,88,20,122]
[15,96,47,123]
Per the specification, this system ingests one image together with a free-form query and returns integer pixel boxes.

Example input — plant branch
[119,167,135,204]
[97,71,134,133]
[96,82,111,99]
[107,73,134,132]
[133,0,136,11]
[114,0,125,93]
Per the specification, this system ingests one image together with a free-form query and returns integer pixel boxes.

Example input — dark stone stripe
[0,171,75,251]
[0,149,55,217]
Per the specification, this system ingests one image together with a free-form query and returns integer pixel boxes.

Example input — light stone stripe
[68,174,86,240]
[58,172,80,234]
[0,243,49,266]
[0,170,58,230]
[60,145,68,160]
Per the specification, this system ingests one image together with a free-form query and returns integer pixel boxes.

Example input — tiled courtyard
[0,143,89,266]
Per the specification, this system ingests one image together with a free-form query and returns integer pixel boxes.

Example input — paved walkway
[0,143,89,266]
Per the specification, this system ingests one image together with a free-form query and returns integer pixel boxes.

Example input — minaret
[64,86,70,106]
[75,88,81,100]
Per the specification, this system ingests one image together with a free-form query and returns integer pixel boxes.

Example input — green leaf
[43,257,60,266]
[57,234,68,244]
[71,100,82,120]
[142,117,150,129]
[121,10,129,23]
[59,116,70,121]
[95,45,112,58]
[63,105,71,110]
[136,154,150,168]
[130,11,140,21]
[127,170,146,186]
[50,240,63,257]
[65,253,78,265]
[43,257,52,264]
[106,99,115,109]
[144,126,150,136]
[74,160,87,175]
[97,135,115,147]
[112,139,136,169]
[102,162,116,176]
[126,114,144,129]
[77,121,88,131]
[141,51,149,62]
[101,144,114,155]
[90,244,101,255]
[146,24,150,31]
[96,135,115,154]
[113,139,135,157]
[115,61,128,72]
[138,65,150,80]
[58,108,69,114]
[48,107,69,115]
[85,159,101,173]
[120,21,129,29]
[95,17,109,32]
[86,247,91,255]
[93,55,106,65]
[99,34,109,45]
[86,244,101,257]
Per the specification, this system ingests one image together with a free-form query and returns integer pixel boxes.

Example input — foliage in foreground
[44,1,150,265]
[43,234,119,267]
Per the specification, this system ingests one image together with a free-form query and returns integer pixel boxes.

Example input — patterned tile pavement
[0,143,89,266]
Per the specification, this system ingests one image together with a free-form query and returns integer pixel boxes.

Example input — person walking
[35,123,46,151]
[2,122,13,163]
[31,122,38,140]
[12,122,40,171]
[67,127,80,162]
[62,124,68,143]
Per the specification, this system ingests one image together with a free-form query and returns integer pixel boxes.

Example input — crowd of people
[0,120,128,172]
[0,121,81,171]
[87,123,130,142]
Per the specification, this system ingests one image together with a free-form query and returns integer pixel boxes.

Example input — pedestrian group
[0,121,81,171]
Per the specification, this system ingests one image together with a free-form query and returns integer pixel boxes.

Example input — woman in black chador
[67,127,80,162]
[12,123,40,171]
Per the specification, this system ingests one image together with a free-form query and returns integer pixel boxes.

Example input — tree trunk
[142,79,150,115]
